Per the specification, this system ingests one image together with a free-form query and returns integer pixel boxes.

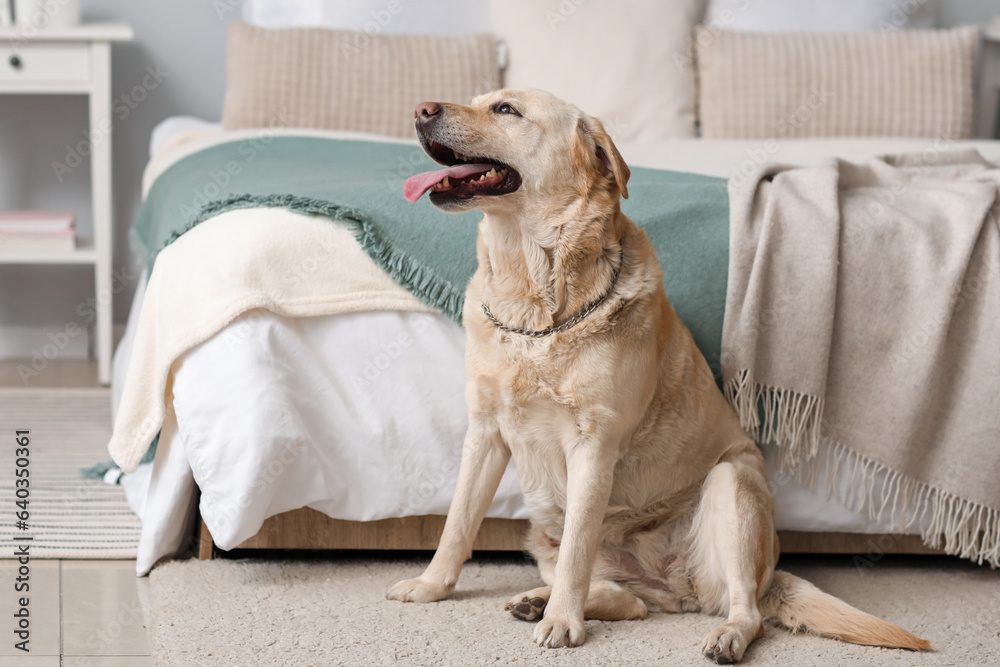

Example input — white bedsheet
[118,121,1000,574]
[147,116,222,158]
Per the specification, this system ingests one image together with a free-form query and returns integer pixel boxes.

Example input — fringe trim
[723,368,825,469]
[79,460,116,480]
[726,368,1000,568]
[801,439,1000,568]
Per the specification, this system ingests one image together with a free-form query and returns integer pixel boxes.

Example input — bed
[108,1,999,575]
[109,121,999,574]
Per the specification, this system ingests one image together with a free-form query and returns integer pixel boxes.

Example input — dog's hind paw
[505,595,547,621]
[504,586,551,621]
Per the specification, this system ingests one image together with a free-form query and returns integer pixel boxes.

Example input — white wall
[0,0,997,359]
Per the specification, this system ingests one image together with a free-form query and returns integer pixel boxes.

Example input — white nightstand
[0,22,133,385]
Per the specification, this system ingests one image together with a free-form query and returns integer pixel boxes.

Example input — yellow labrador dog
[389,89,928,662]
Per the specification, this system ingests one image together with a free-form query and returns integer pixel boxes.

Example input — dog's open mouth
[403,140,522,203]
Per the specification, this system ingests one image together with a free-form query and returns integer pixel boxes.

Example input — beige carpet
[0,388,141,558]
[147,554,999,666]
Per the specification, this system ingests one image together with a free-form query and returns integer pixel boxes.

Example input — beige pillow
[489,0,705,142]
[696,27,979,140]
[222,23,501,138]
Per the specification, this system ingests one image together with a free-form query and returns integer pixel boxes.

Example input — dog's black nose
[415,102,440,123]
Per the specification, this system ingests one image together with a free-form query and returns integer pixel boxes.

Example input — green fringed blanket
[133,137,730,364]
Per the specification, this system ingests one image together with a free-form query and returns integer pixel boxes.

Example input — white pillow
[490,0,704,142]
[242,0,492,36]
[704,0,939,33]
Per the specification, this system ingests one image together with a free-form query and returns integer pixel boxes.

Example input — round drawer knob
[9,55,22,69]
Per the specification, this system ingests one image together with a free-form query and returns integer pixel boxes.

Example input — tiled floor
[0,559,153,666]
[1,359,154,665]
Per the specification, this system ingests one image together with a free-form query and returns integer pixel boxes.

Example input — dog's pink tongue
[403,163,495,202]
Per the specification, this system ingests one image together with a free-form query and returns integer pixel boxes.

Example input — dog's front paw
[702,622,752,664]
[386,577,452,603]
[533,612,585,648]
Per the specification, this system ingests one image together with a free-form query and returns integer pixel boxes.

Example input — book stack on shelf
[0,211,76,252]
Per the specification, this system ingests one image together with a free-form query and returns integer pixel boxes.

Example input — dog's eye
[495,103,521,117]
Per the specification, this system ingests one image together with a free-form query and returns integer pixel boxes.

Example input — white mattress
[117,119,1000,574]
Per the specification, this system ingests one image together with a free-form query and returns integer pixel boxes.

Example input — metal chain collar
[481,241,625,338]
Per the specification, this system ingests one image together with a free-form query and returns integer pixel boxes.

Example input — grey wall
[941,0,999,26]
[0,0,997,352]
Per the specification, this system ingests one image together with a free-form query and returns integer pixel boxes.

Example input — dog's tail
[759,570,930,651]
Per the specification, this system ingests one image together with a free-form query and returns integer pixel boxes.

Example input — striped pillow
[222,23,501,138]
[696,27,980,140]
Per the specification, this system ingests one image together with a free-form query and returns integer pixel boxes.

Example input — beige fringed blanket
[723,150,1000,567]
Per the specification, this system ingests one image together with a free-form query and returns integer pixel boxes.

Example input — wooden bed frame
[196,506,945,560]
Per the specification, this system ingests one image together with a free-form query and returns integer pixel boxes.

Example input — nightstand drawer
[0,43,90,82]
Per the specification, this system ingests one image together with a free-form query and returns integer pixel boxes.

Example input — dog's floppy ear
[579,116,630,200]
